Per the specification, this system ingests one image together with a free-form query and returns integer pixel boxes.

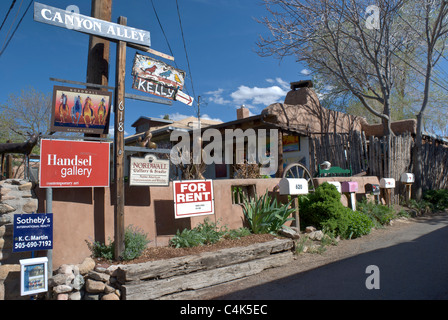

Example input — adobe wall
[33,178,282,269]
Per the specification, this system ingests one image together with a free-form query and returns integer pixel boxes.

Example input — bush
[300,183,373,239]
[241,190,295,234]
[170,218,230,248]
[357,199,396,227]
[423,189,448,211]
[86,225,150,261]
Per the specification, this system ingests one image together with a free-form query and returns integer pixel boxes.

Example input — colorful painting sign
[20,257,48,296]
[173,180,214,219]
[132,53,185,90]
[39,139,110,188]
[50,86,112,135]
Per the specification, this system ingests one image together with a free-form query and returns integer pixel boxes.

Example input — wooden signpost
[34,2,175,259]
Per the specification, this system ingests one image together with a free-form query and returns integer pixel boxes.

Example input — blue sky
[0,0,309,136]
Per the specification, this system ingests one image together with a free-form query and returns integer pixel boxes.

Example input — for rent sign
[39,139,110,188]
[173,180,214,219]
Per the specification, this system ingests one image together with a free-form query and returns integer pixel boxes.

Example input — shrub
[300,183,373,239]
[357,199,396,227]
[86,225,150,261]
[169,218,228,248]
[241,190,295,234]
[423,189,448,211]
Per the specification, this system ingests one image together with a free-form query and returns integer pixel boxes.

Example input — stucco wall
[34,178,282,269]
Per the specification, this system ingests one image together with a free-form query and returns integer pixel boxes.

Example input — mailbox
[327,181,341,193]
[365,183,380,196]
[341,181,358,193]
[400,173,415,184]
[279,178,309,195]
[380,178,395,188]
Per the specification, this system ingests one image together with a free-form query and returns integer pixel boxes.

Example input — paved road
[211,213,448,300]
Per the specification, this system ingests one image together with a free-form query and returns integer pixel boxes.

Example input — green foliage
[170,218,243,248]
[86,225,150,261]
[423,189,448,211]
[357,199,396,227]
[241,190,295,234]
[300,183,373,239]
[121,225,151,261]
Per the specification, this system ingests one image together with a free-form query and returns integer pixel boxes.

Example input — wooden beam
[114,16,127,260]
[127,42,174,61]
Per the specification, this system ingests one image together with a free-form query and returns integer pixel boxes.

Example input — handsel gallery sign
[39,139,110,188]
[33,2,150,46]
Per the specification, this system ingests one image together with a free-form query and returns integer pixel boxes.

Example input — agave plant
[241,190,295,234]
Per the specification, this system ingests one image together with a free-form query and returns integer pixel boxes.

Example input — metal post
[46,187,53,277]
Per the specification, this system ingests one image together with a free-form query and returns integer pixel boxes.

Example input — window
[231,185,256,204]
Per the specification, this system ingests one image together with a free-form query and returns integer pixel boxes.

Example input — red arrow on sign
[175,90,194,106]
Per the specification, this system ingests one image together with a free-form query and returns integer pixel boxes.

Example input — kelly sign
[173,180,214,219]
[39,139,110,188]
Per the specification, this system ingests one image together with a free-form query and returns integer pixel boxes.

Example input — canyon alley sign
[34,2,150,46]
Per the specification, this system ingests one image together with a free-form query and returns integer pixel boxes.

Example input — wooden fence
[309,132,447,203]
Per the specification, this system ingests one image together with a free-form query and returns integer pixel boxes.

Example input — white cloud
[300,69,312,75]
[159,112,223,123]
[230,85,287,106]
[204,88,231,105]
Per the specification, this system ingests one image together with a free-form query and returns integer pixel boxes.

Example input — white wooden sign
[130,154,170,186]
[34,2,150,46]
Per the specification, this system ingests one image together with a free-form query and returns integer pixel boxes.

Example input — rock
[305,226,316,233]
[308,230,324,241]
[85,279,105,293]
[88,270,110,282]
[69,291,82,300]
[18,182,33,191]
[78,257,95,275]
[57,264,73,275]
[72,275,85,290]
[22,199,38,213]
[101,293,120,300]
[0,203,16,214]
[83,293,100,300]
[106,265,120,276]
[104,284,116,294]
[54,285,73,294]
[278,226,300,239]
[57,293,69,300]
[49,273,73,287]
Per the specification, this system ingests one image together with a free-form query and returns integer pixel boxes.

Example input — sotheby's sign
[39,139,110,188]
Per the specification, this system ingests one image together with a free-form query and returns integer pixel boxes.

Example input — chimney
[237,105,249,120]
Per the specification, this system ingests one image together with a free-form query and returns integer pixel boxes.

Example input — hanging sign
[20,257,48,296]
[173,180,214,219]
[39,139,110,188]
[50,85,112,135]
[129,154,170,186]
[132,53,185,90]
[13,213,53,252]
[132,76,176,100]
[33,2,150,46]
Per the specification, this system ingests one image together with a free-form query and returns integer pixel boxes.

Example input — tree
[404,0,448,199]
[0,86,51,141]
[258,0,415,136]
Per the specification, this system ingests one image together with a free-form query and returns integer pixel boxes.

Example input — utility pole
[86,0,112,88]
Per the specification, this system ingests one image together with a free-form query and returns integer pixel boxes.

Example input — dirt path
[186,212,448,300]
